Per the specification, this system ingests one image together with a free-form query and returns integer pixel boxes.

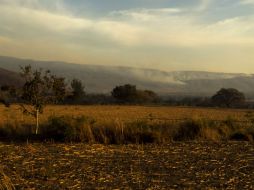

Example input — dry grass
[0,105,250,126]
[0,105,253,189]
[0,105,254,143]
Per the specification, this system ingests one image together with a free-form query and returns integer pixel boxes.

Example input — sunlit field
[1,105,254,189]
[1,104,254,143]
[1,105,254,188]
[2,0,254,188]
[0,105,250,125]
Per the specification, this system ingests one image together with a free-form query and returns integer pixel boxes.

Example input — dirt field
[0,142,253,189]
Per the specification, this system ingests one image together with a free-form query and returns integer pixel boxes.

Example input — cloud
[1,0,254,48]
[0,2,145,46]
[111,8,182,21]
[240,0,254,5]
[0,4,91,31]
[108,7,254,47]
[1,0,254,73]
[196,0,213,11]
[0,36,12,43]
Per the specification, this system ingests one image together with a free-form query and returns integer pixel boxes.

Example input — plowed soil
[0,142,253,189]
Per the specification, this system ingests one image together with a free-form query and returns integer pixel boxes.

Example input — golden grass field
[0,105,251,125]
[1,105,254,189]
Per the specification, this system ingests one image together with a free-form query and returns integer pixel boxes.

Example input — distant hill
[0,55,254,96]
[0,67,23,87]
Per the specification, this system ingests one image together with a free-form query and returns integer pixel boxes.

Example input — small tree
[111,84,137,103]
[111,84,159,104]
[138,90,159,103]
[70,79,85,103]
[20,65,66,134]
[211,88,245,108]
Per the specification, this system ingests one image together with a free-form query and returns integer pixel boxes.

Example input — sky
[0,0,254,73]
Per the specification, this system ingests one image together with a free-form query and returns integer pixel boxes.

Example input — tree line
[166,88,247,108]
[0,65,249,134]
[0,65,248,108]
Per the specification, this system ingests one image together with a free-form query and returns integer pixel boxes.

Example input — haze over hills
[0,67,23,88]
[0,55,254,96]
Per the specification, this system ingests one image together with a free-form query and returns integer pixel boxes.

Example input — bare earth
[0,142,253,189]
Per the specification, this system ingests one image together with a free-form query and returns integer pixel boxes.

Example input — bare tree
[20,65,66,134]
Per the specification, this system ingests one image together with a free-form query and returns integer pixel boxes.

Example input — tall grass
[0,115,253,144]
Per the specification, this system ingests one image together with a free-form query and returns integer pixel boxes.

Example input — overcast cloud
[0,0,254,73]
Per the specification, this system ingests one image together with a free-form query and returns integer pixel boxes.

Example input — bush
[41,116,68,141]
[123,121,152,143]
[173,119,228,141]
[173,119,202,141]
[41,115,96,142]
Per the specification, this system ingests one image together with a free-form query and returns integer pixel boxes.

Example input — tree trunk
[35,109,39,135]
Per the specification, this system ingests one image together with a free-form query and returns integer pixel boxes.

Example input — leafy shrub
[173,119,202,141]
[41,116,68,141]
[41,115,95,142]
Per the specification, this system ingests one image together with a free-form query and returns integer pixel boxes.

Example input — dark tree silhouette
[211,88,245,108]
[70,79,85,102]
[136,90,159,103]
[20,65,66,134]
[111,84,158,104]
[111,84,137,103]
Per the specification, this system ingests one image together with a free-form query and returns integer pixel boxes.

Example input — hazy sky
[0,0,254,73]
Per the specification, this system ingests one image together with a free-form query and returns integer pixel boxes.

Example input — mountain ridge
[0,67,23,87]
[0,55,254,96]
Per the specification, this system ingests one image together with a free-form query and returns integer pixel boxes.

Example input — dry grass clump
[91,120,175,144]
[0,120,33,140]
[1,114,253,144]
[172,117,254,142]
[1,105,254,143]
[40,116,176,144]
[41,115,96,142]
